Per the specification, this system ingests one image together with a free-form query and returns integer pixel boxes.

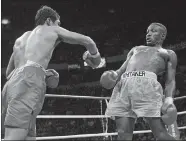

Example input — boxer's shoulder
[134,45,148,50]
[165,49,177,64]
[166,49,177,58]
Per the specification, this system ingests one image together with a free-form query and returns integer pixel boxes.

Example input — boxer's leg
[105,79,137,141]
[142,77,175,140]
[4,66,46,140]
[26,115,37,141]
[146,117,176,140]
[4,127,28,140]
[115,116,135,140]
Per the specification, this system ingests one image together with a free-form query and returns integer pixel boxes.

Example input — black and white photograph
[1,0,186,140]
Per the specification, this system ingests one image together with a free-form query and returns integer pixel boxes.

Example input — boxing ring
[35,94,186,140]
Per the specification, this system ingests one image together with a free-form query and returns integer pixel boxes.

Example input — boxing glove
[100,70,118,89]
[45,69,59,88]
[161,97,177,125]
[83,50,101,69]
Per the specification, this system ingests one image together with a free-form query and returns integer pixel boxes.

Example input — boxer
[101,23,178,140]
[2,5,101,140]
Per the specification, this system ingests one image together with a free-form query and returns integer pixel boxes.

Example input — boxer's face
[146,24,164,46]
[53,19,61,26]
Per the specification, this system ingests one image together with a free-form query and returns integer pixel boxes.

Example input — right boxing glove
[83,50,101,69]
[100,70,118,89]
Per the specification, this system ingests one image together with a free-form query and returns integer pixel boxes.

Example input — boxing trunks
[105,71,163,120]
[2,60,46,137]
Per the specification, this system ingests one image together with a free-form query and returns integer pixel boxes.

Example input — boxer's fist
[100,70,118,89]
[161,97,177,125]
[83,51,101,69]
[46,69,59,88]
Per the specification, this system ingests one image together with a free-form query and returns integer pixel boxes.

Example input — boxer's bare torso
[25,25,61,69]
[13,31,31,68]
[7,25,61,77]
[126,45,172,76]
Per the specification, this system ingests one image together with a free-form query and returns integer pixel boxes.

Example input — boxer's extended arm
[116,47,134,78]
[6,52,15,79]
[54,26,98,55]
[164,50,177,98]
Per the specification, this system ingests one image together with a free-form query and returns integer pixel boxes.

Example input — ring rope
[100,100,106,141]
[45,94,186,101]
[174,96,186,100]
[100,100,105,132]
[36,126,186,140]
[37,111,186,119]
[45,94,110,100]
[37,94,186,140]
[105,99,109,106]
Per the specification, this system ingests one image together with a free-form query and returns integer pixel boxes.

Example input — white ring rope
[37,111,186,119]
[45,94,110,100]
[36,126,186,140]
[35,94,186,140]
[45,94,186,101]
[174,96,186,100]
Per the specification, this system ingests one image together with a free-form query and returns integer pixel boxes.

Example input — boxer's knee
[117,129,133,140]
[156,131,167,140]
[156,130,175,140]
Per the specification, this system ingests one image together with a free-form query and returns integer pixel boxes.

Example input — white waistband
[7,61,46,80]
[24,60,46,72]
[121,71,157,80]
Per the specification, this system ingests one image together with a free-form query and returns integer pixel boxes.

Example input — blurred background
[1,0,186,140]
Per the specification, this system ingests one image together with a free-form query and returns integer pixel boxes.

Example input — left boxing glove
[161,97,177,125]
[46,69,59,88]
[100,70,118,89]
[83,50,101,69]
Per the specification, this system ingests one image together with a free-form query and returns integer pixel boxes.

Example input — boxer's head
[35,6,60,26]
[146,23,167,47]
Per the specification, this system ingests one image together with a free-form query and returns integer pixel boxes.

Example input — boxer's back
[13,31,31,68]
[25,25,58,69]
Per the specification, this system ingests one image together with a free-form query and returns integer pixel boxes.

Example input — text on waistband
[123,71,146,77]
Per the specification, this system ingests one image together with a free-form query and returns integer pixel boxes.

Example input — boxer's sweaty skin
[126,46,169,75]
[25,25,59,69]
[25,23,98,69]
[6,31,31,78]
[4,15,99,140]
[112,23,178,140]
[116,23,177,98]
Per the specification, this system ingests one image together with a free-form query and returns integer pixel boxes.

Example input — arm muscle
[54,27,98,55]
[164,50,177,97]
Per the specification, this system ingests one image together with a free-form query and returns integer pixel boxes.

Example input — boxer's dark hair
[35,6,60,26]
[150,23,167,39]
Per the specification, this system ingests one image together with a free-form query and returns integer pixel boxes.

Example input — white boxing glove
[83,50,101,69]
